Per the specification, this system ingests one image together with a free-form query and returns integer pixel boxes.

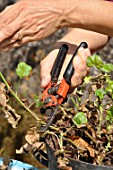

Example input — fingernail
[41,78,46,87]
[71,82,77,87]
[78,47,85,56]
[41,75,51,88]
[85,48,91,56]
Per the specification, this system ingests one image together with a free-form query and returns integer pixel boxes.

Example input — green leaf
[95,89,106,100]
[101,63,113,73]
[105,141,111,151]
[86,54,103,69]
[34,94,42,108]
[106,106,113,123]
[106,81,113,93]
[112,94,113,99]
[86,56,94,67]
[16,62,32,79]
[93,54,103,69]
[84,76,92,84]
[72,112,87,127]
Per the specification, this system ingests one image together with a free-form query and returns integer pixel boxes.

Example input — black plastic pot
[46,144,113,170]
[68,159,113,170]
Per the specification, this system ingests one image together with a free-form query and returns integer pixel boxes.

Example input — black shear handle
[51,44,68,83]
[63,42,88,85]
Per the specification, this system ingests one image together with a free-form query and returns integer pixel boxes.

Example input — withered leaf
[70,136,95,157]
[0,83,8,106]
[16,141,44,154]
[3,105,21,128]
[0,83,21,128]
[25,128,40,145]
[0,157,10,170]
[17,128,44,155]
[16,143,31,154]
[57,157,71,170]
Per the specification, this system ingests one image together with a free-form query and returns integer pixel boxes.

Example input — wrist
[59,0,82,28]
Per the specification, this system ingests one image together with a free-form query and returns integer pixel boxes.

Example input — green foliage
[16,62,32,79]
[87,55,113,73]
[105,80,113,99]
[86,54,103,69]
[105,141,111,151]
[95,89,106,100]
[87,55,113,100]
[106,106,113,124]
[84,76,92,84]
[100,63,113,73]
[106,80,113,93]
[34,94,42,108]
[72,112,87,127]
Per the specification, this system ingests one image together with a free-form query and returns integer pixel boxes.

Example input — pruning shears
[34,42,88,167]
[41,42,88,131]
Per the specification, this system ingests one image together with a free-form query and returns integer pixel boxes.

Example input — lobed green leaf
[16,62,32,79]
[86,54,103,69]
[95,89,106,100]
[34,94,42,108]
[72,112,87,127]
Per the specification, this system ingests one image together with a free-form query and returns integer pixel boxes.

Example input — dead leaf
[0,83,8,107]
[57,157,71,170]
[70,136,95,157]
[16,143,31,154]
[17,128,44,155]
[32,142,44,151]
[25,128,40,145]
[0,82,21,128]
[2,105,21,128]
[0,157,10,170]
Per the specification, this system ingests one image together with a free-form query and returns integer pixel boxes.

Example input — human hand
[0,0,64,51]
[40,42,91,89]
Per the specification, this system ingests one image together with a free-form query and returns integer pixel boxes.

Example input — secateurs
[41,42,88,130]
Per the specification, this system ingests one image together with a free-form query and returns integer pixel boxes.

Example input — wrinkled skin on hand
[40,42,91,89]
[0,0,64,51]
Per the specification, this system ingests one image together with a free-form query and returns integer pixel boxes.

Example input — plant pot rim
[46,143,113,170]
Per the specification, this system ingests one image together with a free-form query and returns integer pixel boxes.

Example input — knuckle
[17,1,28,11]
[82,67,89,76]
[78,79,82,85]
[40,59,46,70]
[16,1,29,22]
[4,5,11,11]
[3,26,12,36]
[71,78,82,87]
[82,72,87,78]
[40,59,45,66]
[80,64,87,72]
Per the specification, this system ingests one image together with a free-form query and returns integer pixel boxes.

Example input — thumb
[41,74,51,88]
[40,49,59,88]
[40,57,52,88]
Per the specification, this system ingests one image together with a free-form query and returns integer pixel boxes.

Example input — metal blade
[42,106,58,131]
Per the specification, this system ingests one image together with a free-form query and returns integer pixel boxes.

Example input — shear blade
[42,106,58,131]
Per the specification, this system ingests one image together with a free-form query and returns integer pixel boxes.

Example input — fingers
[0,5,15,28]
[0,18,21,44]
[0,33,38,51]
[71,47,91,87]
[40,59,52,88]
[0,2,23,43]
[40,51,58,88]
[40,47,91,89]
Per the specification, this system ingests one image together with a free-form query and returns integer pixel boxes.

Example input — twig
[66,138,86,151]
[0,72,60,131]
[84,129,97,144]
[0,72,39,121]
